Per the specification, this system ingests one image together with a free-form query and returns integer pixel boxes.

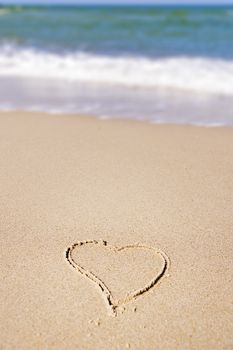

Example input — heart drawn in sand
[66,240,169,316]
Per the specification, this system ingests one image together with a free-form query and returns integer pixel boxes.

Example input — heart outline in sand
[65,240,169,316]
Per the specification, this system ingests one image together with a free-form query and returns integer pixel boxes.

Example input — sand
[0,111,232,350]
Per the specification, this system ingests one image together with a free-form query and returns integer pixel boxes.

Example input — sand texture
[0,112,233,350]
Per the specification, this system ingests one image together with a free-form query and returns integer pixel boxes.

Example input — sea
[0,4,233,126]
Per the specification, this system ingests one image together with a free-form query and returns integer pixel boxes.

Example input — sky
[1,0,233,4]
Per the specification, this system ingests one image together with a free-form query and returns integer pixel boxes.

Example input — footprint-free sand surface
[0,112,233,349]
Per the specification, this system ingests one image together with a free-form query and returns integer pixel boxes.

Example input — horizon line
[0,2,232,5]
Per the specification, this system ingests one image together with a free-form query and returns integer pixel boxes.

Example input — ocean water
[0,5,233,125]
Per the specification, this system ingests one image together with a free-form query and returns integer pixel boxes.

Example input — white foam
[1,44,233,96]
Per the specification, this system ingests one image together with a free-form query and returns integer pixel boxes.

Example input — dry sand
[0,111,233,350]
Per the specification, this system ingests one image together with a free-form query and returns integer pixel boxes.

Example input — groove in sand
[65,240,169,316]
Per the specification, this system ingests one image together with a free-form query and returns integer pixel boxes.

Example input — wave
[1,45,233,95]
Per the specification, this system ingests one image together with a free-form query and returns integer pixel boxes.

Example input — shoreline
[1,111,233,349]
[1,109,233,129]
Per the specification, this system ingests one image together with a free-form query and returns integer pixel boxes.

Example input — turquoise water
[0,5,233,125]
[0,5,233,58]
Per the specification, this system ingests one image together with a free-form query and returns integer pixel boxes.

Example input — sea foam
[1,45,233,96]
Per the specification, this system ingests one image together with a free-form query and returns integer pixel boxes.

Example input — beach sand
[0,112,232,350]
